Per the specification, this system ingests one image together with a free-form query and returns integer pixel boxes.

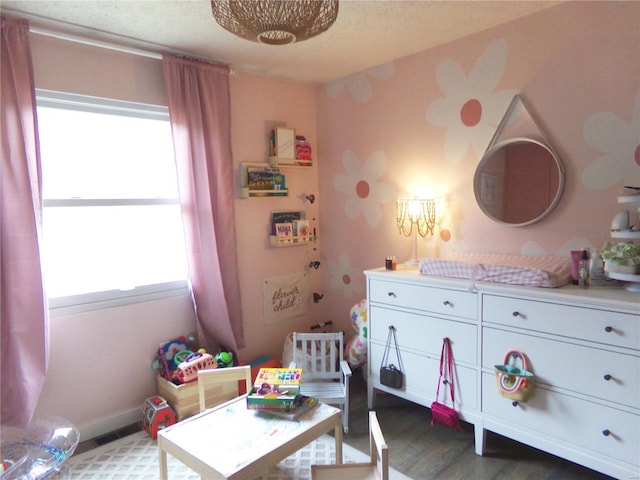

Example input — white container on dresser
[365,268,640,480]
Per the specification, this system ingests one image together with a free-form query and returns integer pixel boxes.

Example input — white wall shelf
[268,157,313,168]
[610,231,640,239]
[268,235,313,247]
[607,195,640,290]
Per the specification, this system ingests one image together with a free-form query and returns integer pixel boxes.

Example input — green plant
[601,241,640,266]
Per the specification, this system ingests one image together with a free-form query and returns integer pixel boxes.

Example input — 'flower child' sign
[263,273,309,324]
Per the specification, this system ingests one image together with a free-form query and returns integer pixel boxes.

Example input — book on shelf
[275,223,293,243]
[294,219,310,240]
[246,165,286,191]
[271,211,303,235]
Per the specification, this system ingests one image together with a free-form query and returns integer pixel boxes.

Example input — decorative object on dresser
[395,197,437,267]
[365,268,639,479]
[603,192,640,290]
[379,326,404,389]
[430,337,462,431]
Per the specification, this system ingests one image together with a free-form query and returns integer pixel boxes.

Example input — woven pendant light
[211,0,339,45]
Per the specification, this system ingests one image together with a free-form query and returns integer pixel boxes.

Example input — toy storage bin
[157,376,200,421]
[157,374,252,421]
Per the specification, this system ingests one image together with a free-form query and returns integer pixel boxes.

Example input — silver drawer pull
[604,326,613,333]
[603,374,613,381]
[443,300,453,307]
[387,292,397,298]
[602,429,611,437]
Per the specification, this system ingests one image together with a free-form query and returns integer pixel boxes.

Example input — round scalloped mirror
[473,138,565,226]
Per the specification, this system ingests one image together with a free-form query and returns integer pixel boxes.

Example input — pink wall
[316,1,640,328]
[26,1,639,437]
[229,74,323,363]
[30,36,321,436]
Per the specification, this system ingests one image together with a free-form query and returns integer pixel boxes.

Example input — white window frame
[36,89,190,316]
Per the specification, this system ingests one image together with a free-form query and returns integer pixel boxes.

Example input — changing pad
[418,253,572,288]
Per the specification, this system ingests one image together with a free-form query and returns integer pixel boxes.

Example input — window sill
[48,281,190,317]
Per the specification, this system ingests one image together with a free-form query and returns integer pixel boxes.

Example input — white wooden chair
[311,411,388,480]
[197,365,252,413]
[290,331,352,433]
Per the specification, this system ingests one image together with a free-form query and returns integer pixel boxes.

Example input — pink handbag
[430,337,462,431]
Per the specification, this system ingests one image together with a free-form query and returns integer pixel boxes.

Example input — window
[37,90,189,313]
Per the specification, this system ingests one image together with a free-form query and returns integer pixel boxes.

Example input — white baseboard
[78,409,141,441]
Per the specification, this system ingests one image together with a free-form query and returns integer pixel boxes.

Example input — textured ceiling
[1,0,562,84]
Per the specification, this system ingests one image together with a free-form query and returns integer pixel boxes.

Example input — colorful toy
[247,368,302,412]
[176,352,217,384]
[345,299,368,369]
[214,350,234,368]
[142,396,177,439]
[151,333,198,381]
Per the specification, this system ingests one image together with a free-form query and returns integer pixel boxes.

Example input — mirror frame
[473,137,565,227]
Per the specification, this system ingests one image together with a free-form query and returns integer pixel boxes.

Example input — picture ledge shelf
[268,157,313,168]
[269,235,313,247]
[240,188,288,198]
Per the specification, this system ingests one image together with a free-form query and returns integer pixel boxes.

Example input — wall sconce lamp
[396,198,436,267]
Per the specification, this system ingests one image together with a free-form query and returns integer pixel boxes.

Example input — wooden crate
[157,376,241,421]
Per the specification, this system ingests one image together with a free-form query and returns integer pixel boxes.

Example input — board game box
[246,368,302,412]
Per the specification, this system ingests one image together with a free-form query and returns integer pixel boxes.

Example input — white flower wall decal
[426,39,516,164]
[333,150,396,227]
[325,63,396,104]
[581,91,640,190]
[328,253,364,298]
[521,239,593,258]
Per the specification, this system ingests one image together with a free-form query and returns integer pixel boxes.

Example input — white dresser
[365,268,640,479]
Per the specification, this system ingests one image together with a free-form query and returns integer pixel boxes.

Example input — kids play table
[157,394,343,479]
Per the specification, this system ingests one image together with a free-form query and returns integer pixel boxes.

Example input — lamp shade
[396,198,436,237]
[396,198,436,268]
[211,0,339,45]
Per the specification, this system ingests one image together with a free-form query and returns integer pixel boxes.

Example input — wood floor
[343,370,614,480]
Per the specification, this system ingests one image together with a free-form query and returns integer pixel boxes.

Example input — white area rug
[66,431,411,480]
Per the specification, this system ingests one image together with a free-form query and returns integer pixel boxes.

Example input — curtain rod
[29,26,163,60]
[29,25,237,74]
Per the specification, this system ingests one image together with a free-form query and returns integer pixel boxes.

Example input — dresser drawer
[370,305,477,365]
[482,294,639,350]
[369,279,477,320]
[370,344,477,410]
[483,327,639,409]
[482,373,640,465]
